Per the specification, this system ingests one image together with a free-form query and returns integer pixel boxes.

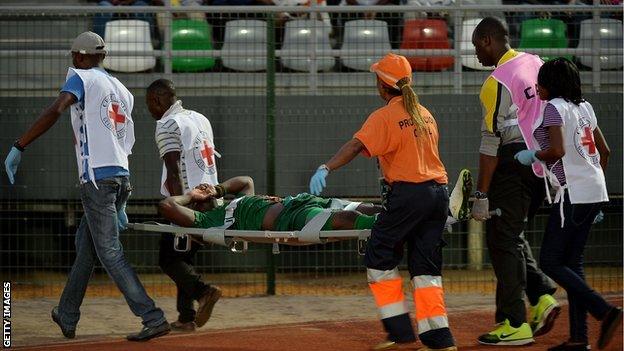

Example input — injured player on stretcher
[158,176,382,233]
[158,173,471,235]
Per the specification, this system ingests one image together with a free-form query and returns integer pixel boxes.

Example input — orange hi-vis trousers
[412,275,450,334]
[368,267,416,343]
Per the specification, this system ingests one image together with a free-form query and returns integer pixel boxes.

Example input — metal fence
[0,3,622,298]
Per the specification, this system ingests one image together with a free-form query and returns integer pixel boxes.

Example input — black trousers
[540,194,610,343]
[486,143,557,327]
[159,233,210,323]
[365,181,455,348]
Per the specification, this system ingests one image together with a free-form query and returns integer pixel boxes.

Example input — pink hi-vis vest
[491,52,545,177]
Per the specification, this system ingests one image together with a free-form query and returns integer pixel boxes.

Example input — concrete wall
[0,93,621,199]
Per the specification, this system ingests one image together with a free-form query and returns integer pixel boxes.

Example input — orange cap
[370,53,412,89]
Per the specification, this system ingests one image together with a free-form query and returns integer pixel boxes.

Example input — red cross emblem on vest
[581,127,596,154]
[108,103,126,131]
[200,141,214,166]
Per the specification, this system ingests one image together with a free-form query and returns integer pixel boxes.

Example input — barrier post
[266,13,277,296]
[467,219,484,270]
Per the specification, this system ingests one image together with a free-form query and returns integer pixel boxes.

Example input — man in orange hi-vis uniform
[309,53,456,351]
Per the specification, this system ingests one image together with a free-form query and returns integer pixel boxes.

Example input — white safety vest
[67,67,135,185]
[532,98,608,222]
[158,106,219,196]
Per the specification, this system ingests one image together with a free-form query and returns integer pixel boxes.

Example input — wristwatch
[319,164,330,172]
[474,191,488,199]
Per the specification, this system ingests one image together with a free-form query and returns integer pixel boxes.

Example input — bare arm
[17,92,76,148]
[158,190,208,227]
[594,126,610,171]
[219,176,255,196]
[476,153,498,193]
[163,151,184,196]
[324,138,364,172]
[536,126,566,163]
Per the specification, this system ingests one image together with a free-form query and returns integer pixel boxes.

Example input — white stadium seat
[341,20,391,71]
[103,20,156,73]
[577,18,623,70]
[281,19,335,72]
[222,20,267,72]
[461,18,506,71]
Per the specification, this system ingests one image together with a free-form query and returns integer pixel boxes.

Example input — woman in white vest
[146,79,222,332]
[514,58,621,351]
[3,32,170,341]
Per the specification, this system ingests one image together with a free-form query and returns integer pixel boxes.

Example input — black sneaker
[126,321,171,342]
[598,306,622,349]
[548,341,591,351]
[51,306,75,339]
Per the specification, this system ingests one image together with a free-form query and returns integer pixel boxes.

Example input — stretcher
[128,209,500,255]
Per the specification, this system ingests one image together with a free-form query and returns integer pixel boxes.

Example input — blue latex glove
[309,165,329,195]
[117,205,128,232]
[4,146,22,185]
[514,150,538,166]
[593,210,604,224]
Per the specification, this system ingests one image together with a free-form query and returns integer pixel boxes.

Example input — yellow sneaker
[529,294,561,336]
[449,169,472,221]
[477,319,534,346]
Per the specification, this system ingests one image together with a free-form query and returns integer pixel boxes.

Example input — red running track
[15,300,623,351]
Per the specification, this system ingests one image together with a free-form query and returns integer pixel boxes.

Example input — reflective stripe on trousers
[412,275,449,334]
[368,267,408,319]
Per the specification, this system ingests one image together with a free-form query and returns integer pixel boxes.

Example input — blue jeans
[57,176,166,329]
[93,0,154,39]
[540,192,612,343]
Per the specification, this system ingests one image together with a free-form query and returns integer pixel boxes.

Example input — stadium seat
[519,18,570,62]
[172,19,216,72]
[102,20,156,73]
[400,19,453,71]
[461,18,494,71]
[281,19,335,72]
[461,0,504,20]
[221,20,267,72]
[341,20,391,71]
[577,18,623,70]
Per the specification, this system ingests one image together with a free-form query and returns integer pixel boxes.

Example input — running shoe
[449,168,472,221]
[477,319,534,346]
[529,294,561,336]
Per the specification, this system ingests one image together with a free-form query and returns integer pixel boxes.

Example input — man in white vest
[146,79,222,332]
[3,32,170,341]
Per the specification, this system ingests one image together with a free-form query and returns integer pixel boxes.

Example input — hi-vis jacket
[158,107,219,196]
[67,67,135,185]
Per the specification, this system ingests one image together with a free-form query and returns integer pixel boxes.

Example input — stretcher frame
[127,210,500,255]
[128,222,372,254]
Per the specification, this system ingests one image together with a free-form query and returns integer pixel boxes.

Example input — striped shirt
[533,102,566,185]
[156,101,189,191]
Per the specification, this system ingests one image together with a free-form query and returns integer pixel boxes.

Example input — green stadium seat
[519,18,571,62]
[172,19,216,72]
